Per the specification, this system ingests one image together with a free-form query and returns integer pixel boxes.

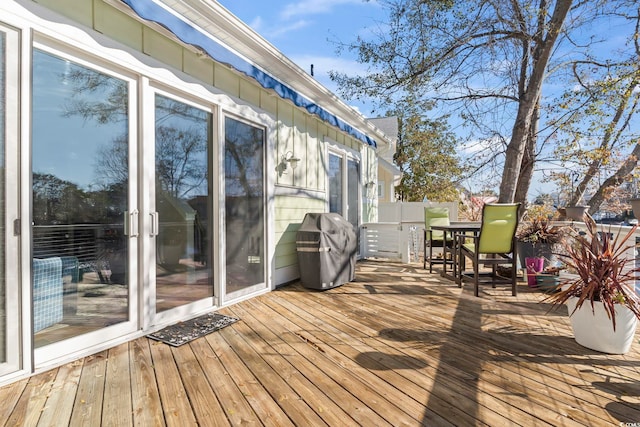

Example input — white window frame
[220,112,271,303]
[325,139,361,226]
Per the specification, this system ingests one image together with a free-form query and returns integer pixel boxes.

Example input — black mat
[148,313,239,347]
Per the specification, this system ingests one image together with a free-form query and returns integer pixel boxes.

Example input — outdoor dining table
[430,222,481,284]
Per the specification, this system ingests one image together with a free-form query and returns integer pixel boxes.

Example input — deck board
[226,310,358,426]
[0,378,27,423]
[128,338,165,427]
[37,360,83,427]
[69,351,107,427]
[103,344,133,427]
[2,259,640,426]
[203,329,294,427]
[5,369,56,427]
[228,302,390,426]
[170,344,229,427]
[188,338,262,425]
[148,340,198,427]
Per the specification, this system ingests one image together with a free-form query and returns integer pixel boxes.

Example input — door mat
[148,313,239,347]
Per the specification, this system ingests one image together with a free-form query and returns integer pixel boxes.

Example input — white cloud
[248,16,264,33]
[280,0,366,20]
[268,19,311,38]
[459,136,504,156]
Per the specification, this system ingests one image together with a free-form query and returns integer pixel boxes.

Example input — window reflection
[31,50,129,346]
[347,159,360,228]
[329,154,343,214]
[155,94,212,312]
[225,117,264,294]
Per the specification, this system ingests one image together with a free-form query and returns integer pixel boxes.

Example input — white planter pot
[564,206,589,221]
[567,297,638,354]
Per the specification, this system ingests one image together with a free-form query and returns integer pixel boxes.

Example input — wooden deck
[2,259,640,426]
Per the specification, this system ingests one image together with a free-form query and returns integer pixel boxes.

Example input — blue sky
[218,1,639,202]
[218,0,384,116]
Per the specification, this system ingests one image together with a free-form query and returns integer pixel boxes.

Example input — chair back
[477,203,520,254]
[424,207,450,240]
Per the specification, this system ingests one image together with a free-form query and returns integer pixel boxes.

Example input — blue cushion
[33,257,63,332]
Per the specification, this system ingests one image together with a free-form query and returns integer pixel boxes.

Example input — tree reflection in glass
[31,49,129,345]
[154,94,212,312]
[225,117,264,294]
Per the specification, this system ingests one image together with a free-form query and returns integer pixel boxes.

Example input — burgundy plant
[516,216,567,246]
[545,215,640,330]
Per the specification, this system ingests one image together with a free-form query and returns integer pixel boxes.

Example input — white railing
[361,201,456,261]
[360,218,640,287]
[360,221,423,261]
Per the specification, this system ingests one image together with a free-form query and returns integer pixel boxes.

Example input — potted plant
[516,215,568,286]
[565,205,590,221]
[545,214,640,354]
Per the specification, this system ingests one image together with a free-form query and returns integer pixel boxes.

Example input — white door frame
[0,23,21,376]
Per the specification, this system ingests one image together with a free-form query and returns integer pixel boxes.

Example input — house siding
[274,195,325,270]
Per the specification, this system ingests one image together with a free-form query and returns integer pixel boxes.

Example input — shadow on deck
[1,259,639,426]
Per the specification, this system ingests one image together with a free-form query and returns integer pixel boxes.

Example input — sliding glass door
[31,47,137,359]
[152,93,213,315]
[224,117,265,296]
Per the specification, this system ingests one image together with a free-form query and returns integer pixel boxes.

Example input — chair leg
[491,265,497,288]
[423,230,427,270]
[428,235,440,274]
[473,254,480,297]
[455,236,462,287]
[511,263,517,296]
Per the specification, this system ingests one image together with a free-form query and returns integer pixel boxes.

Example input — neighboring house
[0,0,394,385]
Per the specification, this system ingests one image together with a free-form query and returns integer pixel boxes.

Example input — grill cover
[296,213,357,289]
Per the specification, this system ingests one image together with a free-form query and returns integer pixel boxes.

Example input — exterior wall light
[281,151,301,170]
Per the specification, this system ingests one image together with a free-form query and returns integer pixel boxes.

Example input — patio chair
[423,207,453,272]
[458,203,520,297]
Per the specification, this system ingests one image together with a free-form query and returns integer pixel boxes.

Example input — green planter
[535,274,561,293]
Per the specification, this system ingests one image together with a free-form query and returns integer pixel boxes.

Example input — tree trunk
[587,142,640,214]
[499,0,573,203]
[515,103,539,211]
[570,77,639,206]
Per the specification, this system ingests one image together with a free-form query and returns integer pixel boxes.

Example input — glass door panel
[31,49,132,347]
[347,158,360,252]
[328,153,343,214]
[154,94,212,313]
[347,159,360,229]
[224,117,265,295]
